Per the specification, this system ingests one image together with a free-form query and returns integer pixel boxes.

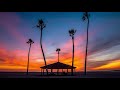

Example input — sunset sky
[0,12,120,72]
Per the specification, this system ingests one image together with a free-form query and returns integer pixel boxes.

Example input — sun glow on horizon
[93,60,120,70]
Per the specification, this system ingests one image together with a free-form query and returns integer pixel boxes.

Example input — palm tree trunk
[84,18,89,75]
[57,51,59,75]
[40,28,48,75]
[27,43,31,75]
[72,36,74,76]
[58,51,59,62]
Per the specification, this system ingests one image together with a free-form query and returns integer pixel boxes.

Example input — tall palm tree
[36,19,48,75]
[56,48,60,75]
[26,39,34,75]
[69,29,76,76]
[82,12,90,75]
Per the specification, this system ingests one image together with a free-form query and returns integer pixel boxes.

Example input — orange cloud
[93,60,120,70]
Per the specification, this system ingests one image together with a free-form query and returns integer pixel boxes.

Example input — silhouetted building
[40,62,76,76]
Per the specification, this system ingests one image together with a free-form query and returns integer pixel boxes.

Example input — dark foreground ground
[0,71,120,78]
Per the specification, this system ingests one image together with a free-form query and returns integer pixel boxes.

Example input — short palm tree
[69,29,76,76]
[56,48,60,75]
[26,39,34,75]
[56,48,60,62]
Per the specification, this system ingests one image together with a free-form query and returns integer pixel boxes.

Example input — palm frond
[27,39,34,44]
[69,29,76,37]
[38,19,44,24]
[56,48,60,52]
[26,41,30,44]
[82,16,86,21]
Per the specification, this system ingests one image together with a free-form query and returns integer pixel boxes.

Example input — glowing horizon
[0,12,120,72]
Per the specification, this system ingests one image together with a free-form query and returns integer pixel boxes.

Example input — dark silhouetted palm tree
[36,19,48,75]
[82,12,90,75]
[56,48,60,75]
[56,48,60,62]
[69,29,76,76]
[26,39,34,75]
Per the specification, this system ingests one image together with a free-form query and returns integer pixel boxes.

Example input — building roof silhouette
[40,62,76,69]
